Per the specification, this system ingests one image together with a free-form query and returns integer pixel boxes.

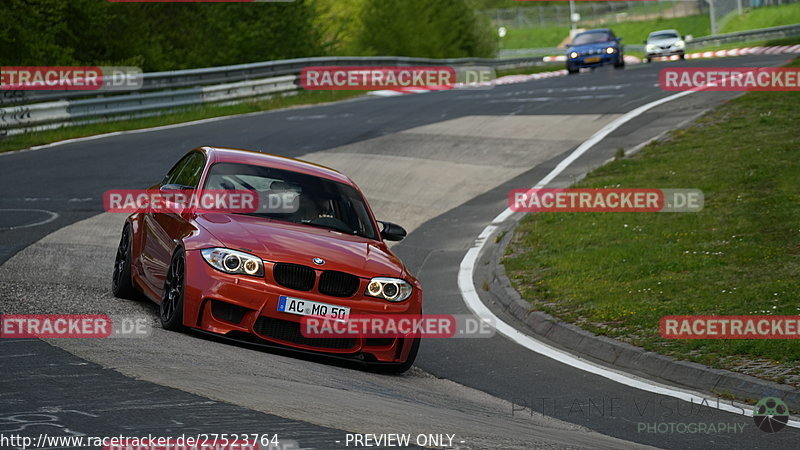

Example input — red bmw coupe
[112,146,421,372]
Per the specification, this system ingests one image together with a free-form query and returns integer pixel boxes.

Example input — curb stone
[473,207,800,413]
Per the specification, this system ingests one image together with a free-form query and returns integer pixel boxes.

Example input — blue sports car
[566,29,625,74]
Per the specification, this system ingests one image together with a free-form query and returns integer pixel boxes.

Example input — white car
[644,29,686,62]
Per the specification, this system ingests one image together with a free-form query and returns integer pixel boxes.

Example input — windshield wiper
[301,220,358,235]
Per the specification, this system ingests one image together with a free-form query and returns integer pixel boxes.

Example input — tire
[679,53,686,60]
[645,57,651,63]
[112,224,139,299]
[377,337,420,374]
[567,66,579,75]
[614,56,625,69]
[160,248,186,331]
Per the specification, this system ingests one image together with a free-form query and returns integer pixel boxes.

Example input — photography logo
[753,397,789,433]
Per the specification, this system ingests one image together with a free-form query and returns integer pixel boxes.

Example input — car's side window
[172,152,206,188]
[162,152,205,188]
[162,153,193,186]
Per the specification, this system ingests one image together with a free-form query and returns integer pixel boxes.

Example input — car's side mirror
[643,40,648,44]
[565,44,572,48]
[617,37,622,42]
[159,184,194,214]
[378,221,407,242]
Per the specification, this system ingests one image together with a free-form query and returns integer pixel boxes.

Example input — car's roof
[578,28,612,35]
[649,29,679,35]
[198,146,355,186]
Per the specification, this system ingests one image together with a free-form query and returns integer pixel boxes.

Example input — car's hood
[568,41,617,53]
[648,38,680,47]
[195,213,404,278]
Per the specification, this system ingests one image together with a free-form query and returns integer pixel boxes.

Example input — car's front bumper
[181,249,421,363]
[647,47,685,58]
[567,53,618,68]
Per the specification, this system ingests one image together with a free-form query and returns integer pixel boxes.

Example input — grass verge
[503,3,800,50]
[495,63,566,77]
[502,27,572,50]
[722,3,800,33]
[503,15,711,49]
[0,90,365,154]
[688,36,800,54]
[503,58,800,386]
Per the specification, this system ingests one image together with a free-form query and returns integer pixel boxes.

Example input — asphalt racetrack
[2,54,799,449]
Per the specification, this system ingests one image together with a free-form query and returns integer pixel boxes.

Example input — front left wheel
[160,248,186,331]
[112,224,138,299]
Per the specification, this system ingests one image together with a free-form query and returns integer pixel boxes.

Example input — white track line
[0,97,368,157]
[458,89,800,427]
[0,208,60,231]
[0,110,276,157]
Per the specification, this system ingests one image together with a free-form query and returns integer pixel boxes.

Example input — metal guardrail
[685,23,800,48]
[2,56,543,106]
[0,56,545,136]
[0,76,299,136]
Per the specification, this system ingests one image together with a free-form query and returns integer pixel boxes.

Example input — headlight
[606,47,616,54]
[201,248,264,277]
[646,44,656,52]
[569,51,579,59]
[674,40,685,48]
[366,277,412,302]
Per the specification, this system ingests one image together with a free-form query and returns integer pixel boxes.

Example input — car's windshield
[572,32,613,45]
[204,162,378,240]
[649,32,679,41]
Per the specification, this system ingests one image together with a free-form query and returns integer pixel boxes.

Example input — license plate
[584,56,601,63]
[277,295,350,322]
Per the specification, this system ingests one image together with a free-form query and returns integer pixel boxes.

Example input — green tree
[357,0,496,58]
[0,0,76,65]
[0,0,322,71]
[310,0,366,55]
